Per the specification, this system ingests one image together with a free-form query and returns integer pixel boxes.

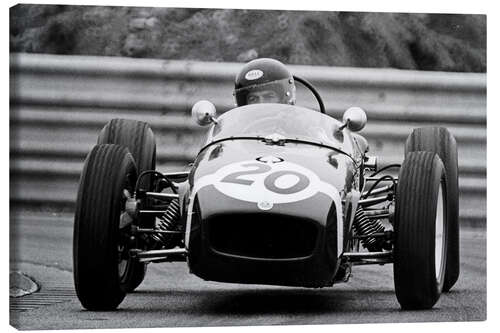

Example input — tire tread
[74,144,135,310]
[394,151,447,309]
[405,127,459,292]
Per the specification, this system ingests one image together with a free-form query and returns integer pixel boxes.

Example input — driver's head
[234,58,296,107]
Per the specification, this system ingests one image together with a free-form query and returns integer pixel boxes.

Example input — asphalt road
[9,212,486,330]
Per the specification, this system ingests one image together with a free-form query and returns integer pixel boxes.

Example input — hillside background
[10,4,486,72]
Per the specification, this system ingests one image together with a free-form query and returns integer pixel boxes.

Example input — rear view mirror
[192,100,217,126]
[342,107,367,132]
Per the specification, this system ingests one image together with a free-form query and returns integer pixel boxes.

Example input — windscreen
[205,104,352,154]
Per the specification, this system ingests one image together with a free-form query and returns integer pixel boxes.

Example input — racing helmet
[233,58,296,106]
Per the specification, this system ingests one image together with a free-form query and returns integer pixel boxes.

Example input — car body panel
[182,104,363,287]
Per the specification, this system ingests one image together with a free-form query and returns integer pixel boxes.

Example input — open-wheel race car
[73,73,460,311]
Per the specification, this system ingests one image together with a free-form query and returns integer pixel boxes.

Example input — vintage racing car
[73,74,459,311]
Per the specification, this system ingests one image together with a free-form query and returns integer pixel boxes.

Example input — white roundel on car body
[188,159,344,256]
[197,159,337,204]
[245,69,264,81]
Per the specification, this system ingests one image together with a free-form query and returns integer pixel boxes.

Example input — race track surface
[9,213,486,330]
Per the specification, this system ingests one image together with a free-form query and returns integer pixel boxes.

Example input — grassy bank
[10,5,486,72]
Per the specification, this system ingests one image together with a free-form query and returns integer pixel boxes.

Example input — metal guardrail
[9,53,486,224]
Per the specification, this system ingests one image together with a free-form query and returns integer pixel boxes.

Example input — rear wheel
[98,119,156,291]
[73,144,140,310]
[405,127,459,292]
[393,152,448,310]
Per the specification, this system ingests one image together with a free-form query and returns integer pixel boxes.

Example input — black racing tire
[97,118,156,191]
[73,144,141,310]
[394,152,448,310]
[405,127,459,292]
[97,119,156,292]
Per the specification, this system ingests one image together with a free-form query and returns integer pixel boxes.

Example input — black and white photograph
[8,0,489,331]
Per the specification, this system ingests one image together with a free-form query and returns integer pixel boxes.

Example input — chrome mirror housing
[192,100,217,126]
[342,107,367,132]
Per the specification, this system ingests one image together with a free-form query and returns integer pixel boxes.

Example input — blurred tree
[9,4,486,72]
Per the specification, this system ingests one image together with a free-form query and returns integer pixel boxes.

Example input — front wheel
[73,144,140,310]
[97,118,156,291]
[393,151,448,310]
[405,127,459,292]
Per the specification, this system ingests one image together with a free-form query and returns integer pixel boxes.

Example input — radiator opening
[208,213,318,259]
